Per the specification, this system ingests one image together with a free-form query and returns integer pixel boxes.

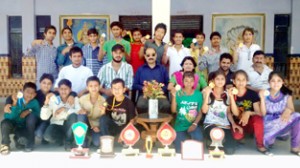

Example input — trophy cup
[157,122,176,157]
[209,127,225,159]
[120,123,140,156]
[70,122,90,159]
[99,136,116,158]
[145,135,153,158]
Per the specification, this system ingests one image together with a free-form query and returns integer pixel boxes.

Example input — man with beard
[97,44,133,98]
[211,53,234,88]
[246,50,272,92]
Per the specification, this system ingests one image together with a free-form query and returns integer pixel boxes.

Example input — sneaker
[17,137,28,146]
[13,137,25,149]
[24,147,33,152]
[64,142,72,151]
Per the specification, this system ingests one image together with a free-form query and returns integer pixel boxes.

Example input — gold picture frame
[59,15,110,45]
[212,13,265,51]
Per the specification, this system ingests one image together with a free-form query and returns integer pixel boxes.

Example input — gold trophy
[209,127,225,159]
[157,123,176,157]
[145,135,153,158]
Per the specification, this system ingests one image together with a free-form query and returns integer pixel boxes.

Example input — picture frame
[212,13,265,51]
[181,140,204,160]
[59,15,110,45]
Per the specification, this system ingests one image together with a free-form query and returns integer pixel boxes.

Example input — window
[36,15,51,39]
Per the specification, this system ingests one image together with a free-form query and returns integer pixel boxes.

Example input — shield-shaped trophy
[209,127,225,159]
[99,136,116,158]
[157,122,176,157]
[70,122,89,159]
[120,122,140,156]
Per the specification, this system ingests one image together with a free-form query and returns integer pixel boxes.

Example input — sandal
[291,150,300,156]
[257,148,273,156]
[0,144,10,155]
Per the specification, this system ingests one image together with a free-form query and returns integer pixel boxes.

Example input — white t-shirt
[247,65,272,90]
[236,44,261,71]
[54,65,93,93]
[166,45,191,78]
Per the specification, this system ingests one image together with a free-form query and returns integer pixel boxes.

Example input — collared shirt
[97,62,133,89]
[247,65,272,90]
[166,45,191,78]
[26,40,58,83]
[133,63,169,94]
[82,43,106,75]
[144,40,166,64]
[56,42,84,67]
[103,39,131,62]
[235,44,261,71]
[198,47,228,74]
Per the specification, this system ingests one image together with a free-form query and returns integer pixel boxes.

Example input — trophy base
[100,151,116,158]
[122,148,139,156]
[158,148,176,157]
[146,153,153,158]
[209,150,225,159]
[70,148,90,159]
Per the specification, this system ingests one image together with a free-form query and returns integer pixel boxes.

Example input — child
[82,28,105,76]
[171,72,203,153]
[190,32,207,80]
[78,76,106,147]
[260,71,300,156]
[231,70,271,155]
[99,78,136,139]
[1,82,40,154]
[26,25,58,87]
[130,28,144,75]
[98,21,131,63]
[201,70,240,154]
[41,79,80,151]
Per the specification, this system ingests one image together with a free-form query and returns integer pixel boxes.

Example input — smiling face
[62,29,73,41]
[111,26,122,38]
[70,52,83,67]
[144,48,157,65]
[233,73,248,90]
[252,54,265,67]
[219,58,232,72]
[87,81,100,95]
[182,59,195,72]
[132,31,142,42]
[243,30,254,43]
[88,33,98,44]
[173,33,184,45]
[211,35,221,48]
[59,84,71,100]
[111,82,126,98]
[40,78,53,94]
[154,28,166,41]
[23,87,36,103]
[44,29,56,42]
[183,76,194,89]
[269,74,283,93]
[213,74,226,88]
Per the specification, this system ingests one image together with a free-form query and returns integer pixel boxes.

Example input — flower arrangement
[142,80,166,99]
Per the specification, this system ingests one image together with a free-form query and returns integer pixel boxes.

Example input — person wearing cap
[246,50,272,92]
[97,44,133,98]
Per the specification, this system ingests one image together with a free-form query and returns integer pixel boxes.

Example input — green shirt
[174,90,203,132]
[103,39,131,62]
[169,71,207,91]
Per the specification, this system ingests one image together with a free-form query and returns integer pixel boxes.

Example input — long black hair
[208,70,229,106]
[268,71,292,96]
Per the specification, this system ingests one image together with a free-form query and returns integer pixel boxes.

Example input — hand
[78,109,87,115]
[4,104,12,113]
[11,94,17,106]
[202,86,212,96]
[258,89,266,99]
[187,124,197,133]
[67,95,75,105]
[45,93,55,105]
[99,36,105,46]
[62,46,71,55]
[239,111,251,126]
[32,39,43,46]
[141,37,147,44]
[170,87,176,97]
[190,43,196,51]
[92,126,100,133]
[54,107,66,116]
[20,110,30,118]
[232,124,243,134]
[281,108,292,122]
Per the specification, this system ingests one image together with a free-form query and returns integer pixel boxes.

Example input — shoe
[291,150,300,156]
[64,142,72,151]
[257,148,273,156]
[24,147,33,152]
[277,135,289,141]
[0,144,10,155]
[41,139,49,145]
[17,137,28,146]
[13,137,25,149]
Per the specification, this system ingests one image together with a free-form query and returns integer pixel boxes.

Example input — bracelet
[192,122,198,126]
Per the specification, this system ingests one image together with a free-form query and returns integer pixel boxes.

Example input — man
[97,44,133,97]
[54,46,93,97]
[199,31,228,74]
[247,50,272,92]
[133,47,170,114]
[212,53,234,88]
[56,27,84,68]
[162,31,190,78]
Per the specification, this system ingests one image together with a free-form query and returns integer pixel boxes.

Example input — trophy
[145,135,153,158]
[157,122,176,157]
[70,122,90,159]
[209,127,225,159]
[181,140,204,160]
[99,136,116,158]
[120,123,140,156]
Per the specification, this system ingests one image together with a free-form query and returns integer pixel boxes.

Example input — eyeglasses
[146,53,156,57]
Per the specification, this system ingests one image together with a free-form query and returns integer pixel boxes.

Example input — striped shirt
[82,44,106,75]
[97,62,133,90]
[26,40,58,83]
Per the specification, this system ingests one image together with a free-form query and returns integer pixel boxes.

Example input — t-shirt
[235,89,260,117]
[105,96,136,126]
[174,90,203,132]
[166,45,191,78]
[247,65,272,90]
[236,44,261,71]
[204,100,230,128]
[130,43,144,75]
[103,39,131,62]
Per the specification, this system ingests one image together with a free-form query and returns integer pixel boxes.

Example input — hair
[58,79,72,88]
[112,44,125,52]
[144,47,156,55]
[61,27,72,34]
[232,69,249,81]
[253,50,265,58]
[86,76,100,85]
[180,56,197,72]
[111,78,125,88]
[210,31,221,40]
[172,30,184,37]
[69,46,83,57]
[268,71,292,96]
[182,71,195,81]
[39,73,54,84]
[44,25,57,34]
[242,27,254,36]
[110,21,124,30]
[23,82,37,91]
[87,28,99,36]
[220,53,233,63]
[131,28,142,34]
[195,32,206,39]
[154,23,167,34]
[207,70,229,106]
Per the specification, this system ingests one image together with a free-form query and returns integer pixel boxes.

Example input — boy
[98,21,131,63]
[56,27,84,68]
[78,76,106,147]
[100,78,136,140]
[130,28,144,75]
[190,32,207,76]
[1,82,40,154]
[82,28,105,75]
[26,25,58,87]
[162,31,190,78]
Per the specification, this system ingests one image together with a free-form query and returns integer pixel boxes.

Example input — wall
[291,0,300,54]
[0,0,297,54]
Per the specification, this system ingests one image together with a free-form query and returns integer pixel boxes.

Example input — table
[135,113,173,142]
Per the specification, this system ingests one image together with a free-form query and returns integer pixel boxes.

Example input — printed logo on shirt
[111,108,127,126]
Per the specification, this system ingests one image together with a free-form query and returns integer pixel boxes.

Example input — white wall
[0,0,297,54]
[291,0,300,54]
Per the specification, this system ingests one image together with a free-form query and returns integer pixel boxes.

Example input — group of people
[1,21,300,157]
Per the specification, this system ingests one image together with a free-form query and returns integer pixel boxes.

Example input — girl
[232,70,271,155]
[171,71,203,153]
[260,71,300,156]
[202,70,239,154]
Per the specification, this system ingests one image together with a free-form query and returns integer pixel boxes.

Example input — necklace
[107,96,125,110]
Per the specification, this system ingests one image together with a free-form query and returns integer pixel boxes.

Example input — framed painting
[59,15,110,45]
[212,13,265,51]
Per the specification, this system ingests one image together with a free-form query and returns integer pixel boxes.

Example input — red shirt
[130,43,144,75]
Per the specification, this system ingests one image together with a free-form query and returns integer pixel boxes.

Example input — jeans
[26,113,40,148]
[77,114,102,147]
[1,119,27,145]
[174,126,203,153]
[99,115,124,136]
[35,120,50,139]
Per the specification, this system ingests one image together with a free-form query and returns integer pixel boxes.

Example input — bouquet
[142,80,166,99]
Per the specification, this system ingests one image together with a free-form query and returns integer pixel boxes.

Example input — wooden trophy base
[209,150,225,159]
[146,153,153,158]
[70,148,90,159]
[158,147,176,157]
[100,151,116,158]
[122,148,139,156]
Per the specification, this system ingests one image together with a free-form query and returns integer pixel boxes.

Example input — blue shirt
[56,42,84,67]
[82,44,106,76]
[133,63,169,94]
